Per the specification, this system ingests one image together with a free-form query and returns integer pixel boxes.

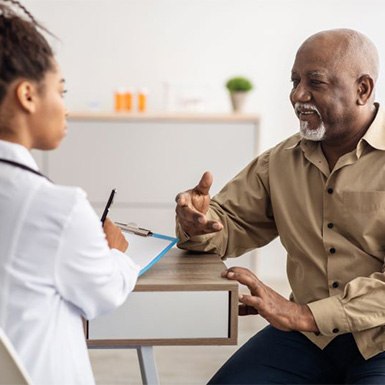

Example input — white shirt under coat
[0,140,140,385]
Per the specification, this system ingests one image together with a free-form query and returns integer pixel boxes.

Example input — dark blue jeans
[208,325,385,384]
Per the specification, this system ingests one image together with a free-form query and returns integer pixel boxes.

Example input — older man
[175,29,385,384]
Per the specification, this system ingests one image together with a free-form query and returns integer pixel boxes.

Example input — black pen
[100,189,116,224]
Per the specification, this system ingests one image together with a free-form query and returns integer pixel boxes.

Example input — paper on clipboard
[121,230,178,276]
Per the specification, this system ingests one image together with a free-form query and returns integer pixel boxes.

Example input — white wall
[23,0,385,280]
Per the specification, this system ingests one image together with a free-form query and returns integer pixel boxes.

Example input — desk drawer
[88,291,229,342]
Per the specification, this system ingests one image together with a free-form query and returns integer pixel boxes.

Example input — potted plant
[225,76,253,113]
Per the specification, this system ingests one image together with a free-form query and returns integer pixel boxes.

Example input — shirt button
[330,247,336,254]
[333,328,339,334]
[332,281,339,288]
[327,223,334,229]
[327,188,334,194]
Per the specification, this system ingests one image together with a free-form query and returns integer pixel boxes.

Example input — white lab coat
[0,140,140,385]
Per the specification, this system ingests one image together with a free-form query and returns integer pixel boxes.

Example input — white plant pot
[230,91,248,113]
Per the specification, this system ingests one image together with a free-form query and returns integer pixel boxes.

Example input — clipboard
[115,222,178,275]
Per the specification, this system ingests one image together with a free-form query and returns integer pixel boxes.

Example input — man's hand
[222,267,319,333]
[175,171,223,236]
[103,218,129,252]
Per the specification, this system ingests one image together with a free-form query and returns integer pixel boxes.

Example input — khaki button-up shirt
[177,105,385,359]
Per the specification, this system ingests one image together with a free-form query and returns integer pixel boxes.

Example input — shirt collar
[359,103,385,154]
[0,140,39,171]
[285,138,301,150]
[284,134,316,156]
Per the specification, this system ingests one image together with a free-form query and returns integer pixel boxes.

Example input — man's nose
[291,83,311,103]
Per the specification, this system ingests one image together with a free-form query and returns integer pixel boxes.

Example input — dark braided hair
[0,0,54,103]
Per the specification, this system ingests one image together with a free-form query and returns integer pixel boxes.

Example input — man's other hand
[222,266,319,333]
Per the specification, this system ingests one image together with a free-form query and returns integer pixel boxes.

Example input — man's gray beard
[299,120,326,141]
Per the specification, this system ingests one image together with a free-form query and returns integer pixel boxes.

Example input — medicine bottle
[124,88,133,112]
[114,88,125,112]
[138,88,148,113]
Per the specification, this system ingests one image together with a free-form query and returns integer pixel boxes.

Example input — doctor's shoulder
[31,183,98,230]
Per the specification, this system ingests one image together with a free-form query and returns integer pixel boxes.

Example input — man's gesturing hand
[222,267,319,333]
[175,171,223,237]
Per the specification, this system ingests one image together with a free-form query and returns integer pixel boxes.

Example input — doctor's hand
[175,171,223,237]
[103,218,129,252]
[222,267,319,333]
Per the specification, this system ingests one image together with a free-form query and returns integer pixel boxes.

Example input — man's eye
[291,79,299,88]
[61,89,68,98]
[310,80,322,85]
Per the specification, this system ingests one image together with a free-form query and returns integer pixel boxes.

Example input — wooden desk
[86,249,238,384]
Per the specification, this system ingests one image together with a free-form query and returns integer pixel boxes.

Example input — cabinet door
[44,119,258,270]
[46,121,256,204]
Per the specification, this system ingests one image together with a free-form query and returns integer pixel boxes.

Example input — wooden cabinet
[35,112,259,236]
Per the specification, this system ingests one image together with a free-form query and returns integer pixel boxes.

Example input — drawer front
[88,291,229,340]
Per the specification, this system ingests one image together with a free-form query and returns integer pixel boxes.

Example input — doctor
[0,1,139,385]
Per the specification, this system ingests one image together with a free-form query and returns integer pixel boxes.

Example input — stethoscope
[0,158,50,181]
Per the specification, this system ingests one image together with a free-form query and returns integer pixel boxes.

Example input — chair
[0,328,33,385]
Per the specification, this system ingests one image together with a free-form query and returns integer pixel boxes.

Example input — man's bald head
[290,29,379,144]
[298,29,379,83]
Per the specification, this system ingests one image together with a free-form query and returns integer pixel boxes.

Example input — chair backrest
[0,328,33,385]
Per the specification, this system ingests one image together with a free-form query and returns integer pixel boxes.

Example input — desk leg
[137,346,160,385]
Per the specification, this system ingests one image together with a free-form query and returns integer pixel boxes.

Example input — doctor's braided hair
[0,0,54,103]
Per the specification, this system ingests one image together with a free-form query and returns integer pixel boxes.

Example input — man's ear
[356,74,374,106]
[15,81,38,113]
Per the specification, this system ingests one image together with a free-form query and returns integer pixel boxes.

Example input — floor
[89,280,291,385]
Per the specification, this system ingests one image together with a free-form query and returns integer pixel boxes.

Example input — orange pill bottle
[114,88,125,112]
[124,88,133,112]
[138,88,148,113]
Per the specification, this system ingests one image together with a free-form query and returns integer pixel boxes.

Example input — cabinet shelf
[68,111,260,124]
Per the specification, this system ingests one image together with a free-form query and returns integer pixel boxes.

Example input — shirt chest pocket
[343,191,385,212]
[342,191,385,252]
